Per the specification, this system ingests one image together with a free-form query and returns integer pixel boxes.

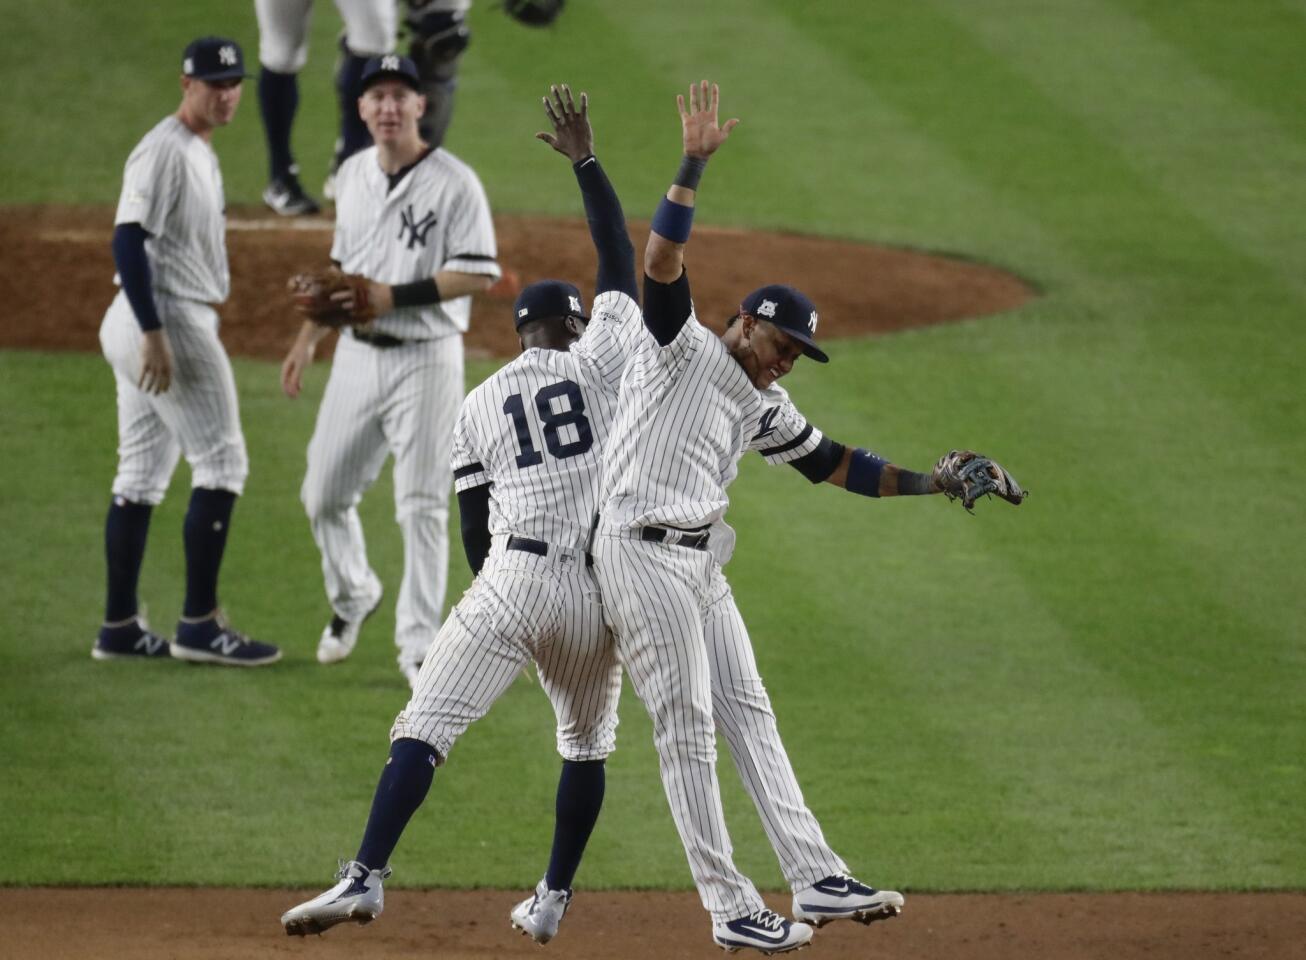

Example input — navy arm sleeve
[457,483,492,576]
[788,436,846,484]
[111,223,162,332]
[642,269,693,347]
[574,156,637,302]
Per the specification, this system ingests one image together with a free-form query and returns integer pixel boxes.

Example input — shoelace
[743,908,786,931]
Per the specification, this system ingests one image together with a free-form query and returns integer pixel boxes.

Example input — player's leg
[282,549,556,936]
[94,294,179,659]
[145,301,278,665]
[704,566,904,927]
[301,337,389,654]
[403,0,470,145]
[593,537,768,925]
[512,563,620,943]
[255,0,320,215]
[328,0,397,188]
[382,337,461,683]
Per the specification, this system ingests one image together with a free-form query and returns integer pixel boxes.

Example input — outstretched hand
[679,80,738,159]
[536,84,593,163]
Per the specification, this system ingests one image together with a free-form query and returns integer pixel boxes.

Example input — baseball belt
[639,525,710,551]
[507,535,593,567]
[350,328,412,349]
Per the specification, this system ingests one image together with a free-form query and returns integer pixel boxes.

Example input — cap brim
[781,327,830,363]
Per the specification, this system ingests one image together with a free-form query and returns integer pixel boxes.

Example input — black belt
[351,328,410,349]
[507,535,593,566]
[640,526,710,551]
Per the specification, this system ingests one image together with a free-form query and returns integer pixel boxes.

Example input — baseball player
[255,0,397,214]
[93,37,280,667]
[280,54,499,685]
[587,81,945,953]
[280,84,636,940]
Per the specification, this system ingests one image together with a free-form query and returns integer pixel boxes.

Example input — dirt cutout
[0,206,1032,361]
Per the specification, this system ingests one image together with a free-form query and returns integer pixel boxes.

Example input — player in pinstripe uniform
[592,82,929,953]
[93,38,280,667]
[281,54,499,685]
[255,0,398,215]
[280,84,635,939]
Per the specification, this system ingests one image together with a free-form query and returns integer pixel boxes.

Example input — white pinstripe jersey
[452,290,642,550]
[599,309,823,531]
[113,116,230,304]
[331,145,500,340]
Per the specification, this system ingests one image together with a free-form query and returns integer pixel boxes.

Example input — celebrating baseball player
[255,0,399,215]
[587,81,1025,954]
[279,83,636,940]
[281,54,500,686]
[93,37,280,667]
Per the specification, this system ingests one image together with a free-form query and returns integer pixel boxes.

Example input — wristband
[674,155,707,190]
[651,196,695,244]
[846,448,889,498]
[391,277,442,308]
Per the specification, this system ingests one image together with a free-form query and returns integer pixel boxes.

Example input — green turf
[1,0,1303,891]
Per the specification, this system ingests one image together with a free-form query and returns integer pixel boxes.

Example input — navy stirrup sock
[336,48,371,161]
[104,496,153,623]
[258,68,299,180]
[182,488,236,619]
[356,738,439,870]
[545,759,606,891]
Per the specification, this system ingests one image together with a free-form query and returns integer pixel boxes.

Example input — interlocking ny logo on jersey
[753,407,781,441]
[399,206,438,249]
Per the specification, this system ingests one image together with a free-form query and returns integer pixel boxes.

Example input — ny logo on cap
[808,311,818,333]
[219,45,237,66]
[183,58,194,74]
[569,295,582,314]
[757,299,777,318]
[381,54,401,71]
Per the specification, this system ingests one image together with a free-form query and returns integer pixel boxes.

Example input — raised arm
[536,84,636,301]
[643,81,739,345]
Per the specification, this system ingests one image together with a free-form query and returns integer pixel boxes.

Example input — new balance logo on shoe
[134,634,167,655]
[212,632,241,656]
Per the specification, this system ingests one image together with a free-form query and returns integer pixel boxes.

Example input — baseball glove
[501,0,565,27]
[932,450,1028,512]
[287,267,374,328]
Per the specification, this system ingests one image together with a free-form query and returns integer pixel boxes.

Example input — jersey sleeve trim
[454,462,485,479]
[758,424,814,457]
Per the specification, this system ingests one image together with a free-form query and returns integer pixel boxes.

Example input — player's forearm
[574,155,636,300]
[821,446,940,497]
[645,157,706,283]
[295,319,332,348]
[112,223,162,332]
[432,270,494,299]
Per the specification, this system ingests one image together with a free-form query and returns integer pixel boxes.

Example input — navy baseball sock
[335,46,372,162]
[545,759,606,891]
[181,488,236,619]
[356,738,439,870]
[258,67,299,181]
[104,496,153,623]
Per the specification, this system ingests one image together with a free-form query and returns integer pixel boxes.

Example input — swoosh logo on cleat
[731,922,789,943]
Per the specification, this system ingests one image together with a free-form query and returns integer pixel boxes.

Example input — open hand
[679,80,738,159]
[138,328,173,395]
[536,84,594,163]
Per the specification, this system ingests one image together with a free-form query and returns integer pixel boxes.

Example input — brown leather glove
[288,267,375,328]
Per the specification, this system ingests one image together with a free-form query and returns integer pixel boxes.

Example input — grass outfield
[2,0,1304,891]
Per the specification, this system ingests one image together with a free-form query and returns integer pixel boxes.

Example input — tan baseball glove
[287,267,375,328]
[932,449,1028,512]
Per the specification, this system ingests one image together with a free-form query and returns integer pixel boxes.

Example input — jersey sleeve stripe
[453,462,485,479]
[758,424,814,457]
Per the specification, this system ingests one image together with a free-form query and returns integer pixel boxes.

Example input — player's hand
[327,279,387,321]
[536,84,594,163]
[138,329,174,395]
[678,81,738,160]
[280,338,315,399]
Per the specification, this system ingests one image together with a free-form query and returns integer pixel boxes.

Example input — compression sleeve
[457,483,492,576]
[788,437,845,484]
[574,156,637,302]
[112,223,162,332]
[642,269,693,347]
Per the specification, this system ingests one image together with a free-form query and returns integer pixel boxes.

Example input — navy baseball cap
[182,37,248,82]
[514,280,588,330]
[361,54,422,92]
[738,284,829,363]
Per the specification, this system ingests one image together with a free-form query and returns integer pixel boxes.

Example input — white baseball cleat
[281,859,392,936]
[317,596,382,665]
[712,908,813,955]
[791,874,904,927]
[510,878,572,944]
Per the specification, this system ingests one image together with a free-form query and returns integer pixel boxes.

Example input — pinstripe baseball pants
[391,537,621,763]
[100,290,248,502]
